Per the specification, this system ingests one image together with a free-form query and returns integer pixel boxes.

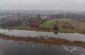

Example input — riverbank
[1,19,85,34]
[0,33,85,48]
[1,26,85,34]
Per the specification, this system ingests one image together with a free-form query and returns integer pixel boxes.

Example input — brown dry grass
[0,33,85,48]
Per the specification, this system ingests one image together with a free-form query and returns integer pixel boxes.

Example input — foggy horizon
[0,0,84,11]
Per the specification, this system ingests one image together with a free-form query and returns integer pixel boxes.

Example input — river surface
[0,29,85,55]
[0,39,85,55]
[0,29,85,42]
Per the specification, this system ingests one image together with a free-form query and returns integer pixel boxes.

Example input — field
[39,19,85,33]
[39,19,56,29]
[2,19,85,34]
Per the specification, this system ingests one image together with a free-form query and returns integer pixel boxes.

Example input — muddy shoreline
[0,33,85,48]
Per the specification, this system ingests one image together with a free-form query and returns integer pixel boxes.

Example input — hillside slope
[39,19,56,29]
[57,19,85,33]
[39,19,85,33]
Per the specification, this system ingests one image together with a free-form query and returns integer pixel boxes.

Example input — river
[0,29,85,42]
[0,39,84,55]
[0,29,85,55]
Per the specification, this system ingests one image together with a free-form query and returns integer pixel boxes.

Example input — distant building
[22,21,30,25]
[41,16,49,19]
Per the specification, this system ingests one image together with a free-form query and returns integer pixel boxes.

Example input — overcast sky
[0,0,85,11]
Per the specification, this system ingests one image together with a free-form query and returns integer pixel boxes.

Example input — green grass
[2,19,85,34]
[39,19,56,29]
[4,25,31,30]
[39,19,85,33]
[15,25,31,30]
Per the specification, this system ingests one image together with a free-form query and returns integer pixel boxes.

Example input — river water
[0,29,85,55]
[0,39,85,55]
[0,29,85,42]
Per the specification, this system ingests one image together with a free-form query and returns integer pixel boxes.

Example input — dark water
[0,29,85,42]
[0,39,85,55]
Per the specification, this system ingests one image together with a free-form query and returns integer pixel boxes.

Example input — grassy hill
[39,19,85,33]
[4,18,85,33]
[39,19,56,29]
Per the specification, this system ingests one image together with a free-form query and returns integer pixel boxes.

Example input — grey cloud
[0,0,84,11]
